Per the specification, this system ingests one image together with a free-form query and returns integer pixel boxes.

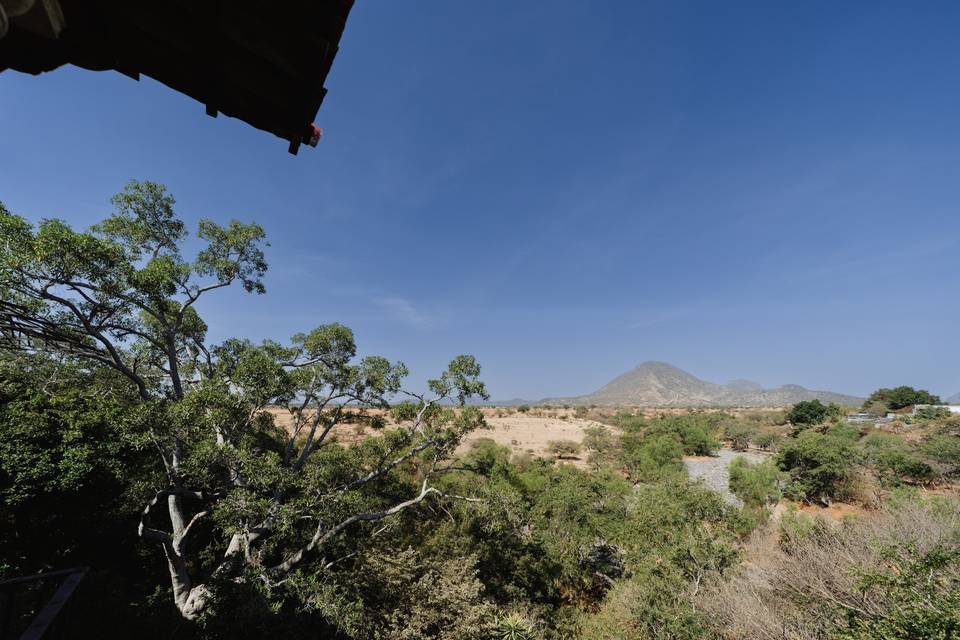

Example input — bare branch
[270,478,441,575]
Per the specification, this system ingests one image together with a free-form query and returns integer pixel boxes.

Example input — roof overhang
[0,0,354,154]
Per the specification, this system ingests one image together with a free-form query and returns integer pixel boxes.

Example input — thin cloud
[375,297,435,329]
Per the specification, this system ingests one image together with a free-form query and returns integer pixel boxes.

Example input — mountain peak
[632,361,686,372]
[542,362,863,407]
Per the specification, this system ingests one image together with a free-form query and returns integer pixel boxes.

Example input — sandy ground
[458,413,608,467]
[263,406,609,467]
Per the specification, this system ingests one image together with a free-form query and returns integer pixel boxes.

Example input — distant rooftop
[0,0,354,154]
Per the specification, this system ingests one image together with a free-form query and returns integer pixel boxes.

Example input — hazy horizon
[2,1,959,400]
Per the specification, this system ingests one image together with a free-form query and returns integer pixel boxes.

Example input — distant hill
[538,361,863,407]
[947,391,960,404]
[723,378,764,392]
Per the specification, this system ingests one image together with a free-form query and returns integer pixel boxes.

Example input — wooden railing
[0,568,88,640]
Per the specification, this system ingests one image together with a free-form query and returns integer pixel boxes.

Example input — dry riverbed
[684,449,769,507]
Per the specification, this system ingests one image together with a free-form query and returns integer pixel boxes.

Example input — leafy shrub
[752,431,783,451]
[824,421,863,442]
[517,405,531,413]
[574,406,589,419]
[914,405,951,421]
[646,415,719,456]
[620,433,685,483]
[464,438,515,476]
[582,425,616,469]
[786,399,840,429]
[861,432,934,486]
[776,430,857,502]
[833,545,960,639]
[612,411,646,433]
[728,456,783,507]
[921,435,960,468]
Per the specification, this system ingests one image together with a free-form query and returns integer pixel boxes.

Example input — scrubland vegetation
[1,184,958,638]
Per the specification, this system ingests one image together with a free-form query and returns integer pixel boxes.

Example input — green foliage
[832,544,960,640]
[914,405,951,421]
[424,444,741,640]
[578,482,739,639]
[777,430,857,502]
[862,432,934,486]
[578,576,710,640]
[517,405,531,413]
[824,421,863,442]
[0,354,167,630]
[864,386,942,411]
[611,410,646,433]
[921,435,960,469]
[0,185,491,629]
[786,399,840,429]
[620,433,686,483]
[574,406,589,419]
[645,414,720,456]
[728,456,783,507]
[492,612,542,640]
[581,425,616,469]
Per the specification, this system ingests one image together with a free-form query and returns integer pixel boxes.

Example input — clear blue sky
[2,1,959,399]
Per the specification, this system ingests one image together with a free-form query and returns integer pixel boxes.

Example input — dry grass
[698,498,960,639]
[262,405,611,467]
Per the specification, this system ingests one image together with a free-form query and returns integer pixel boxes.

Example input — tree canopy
[786,399,840,427]
[864,386,941,411]
[0,181,488,621]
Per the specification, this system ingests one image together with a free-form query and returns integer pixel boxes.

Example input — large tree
[0,181,488,620]
[864,386,941,412]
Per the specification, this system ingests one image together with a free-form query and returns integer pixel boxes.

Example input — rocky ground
[684,448,768,507]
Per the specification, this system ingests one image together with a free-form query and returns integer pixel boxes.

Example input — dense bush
[776,430,857,503]
[581,425,617,469]
[645,414,720,456]
[864,386,941,411]
[620,433,686,483]
[728,456,783,507]
[921,434,960,472]
[611,411,646,433]
[786,399,840,429]
[914,405,951,421]
[862,432,934,486]
[578,482,740,640]
[0,356,171,633]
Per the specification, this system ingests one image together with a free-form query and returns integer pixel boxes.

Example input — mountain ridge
[530,361,864,407]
